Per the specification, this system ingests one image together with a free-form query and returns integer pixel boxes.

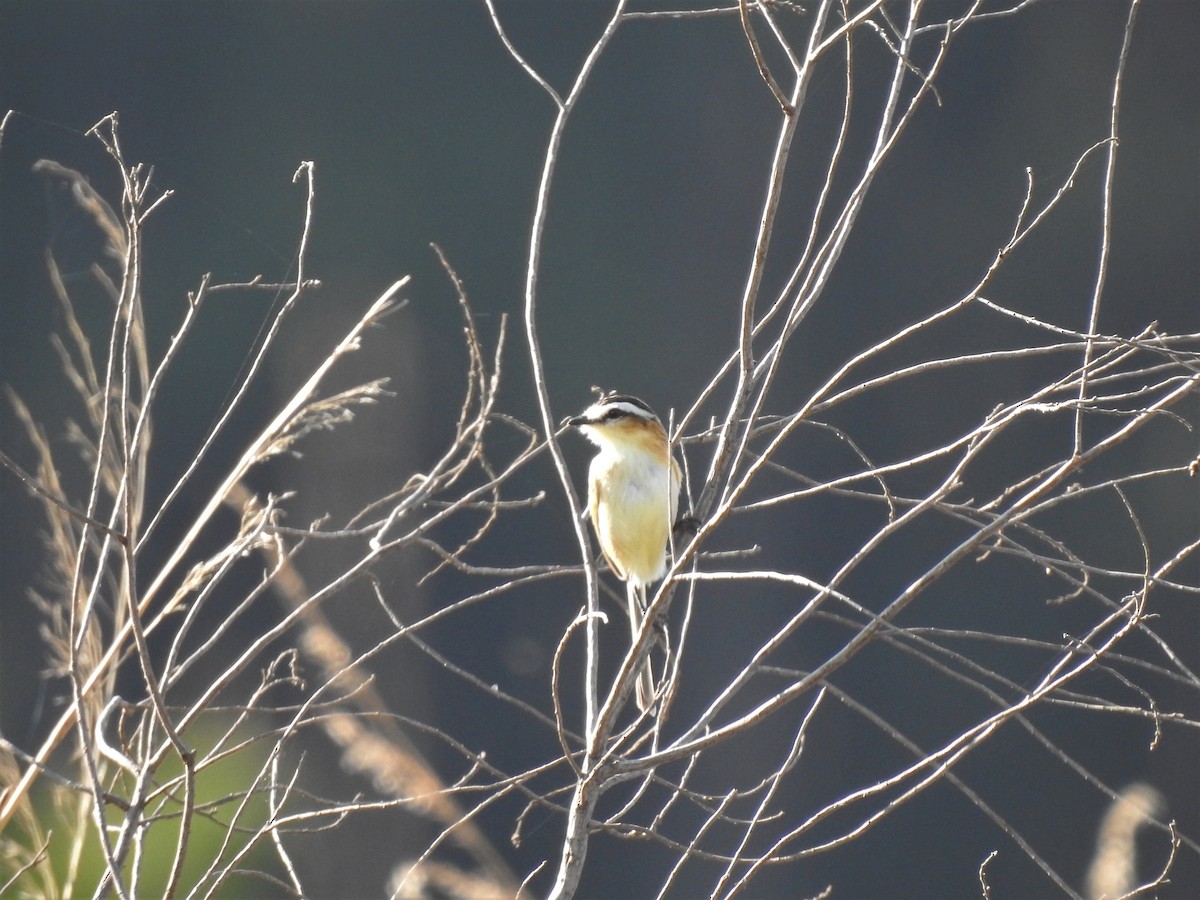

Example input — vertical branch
[697,0,833,519]
[1075,0,1139,455]
[0,155,323,835]
[491,0,629,751]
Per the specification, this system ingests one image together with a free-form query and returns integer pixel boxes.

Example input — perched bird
[568,392,682,713]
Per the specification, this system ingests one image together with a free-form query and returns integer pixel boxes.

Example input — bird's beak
[564,414,587,428]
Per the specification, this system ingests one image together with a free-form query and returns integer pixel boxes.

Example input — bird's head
[566,392,667,455]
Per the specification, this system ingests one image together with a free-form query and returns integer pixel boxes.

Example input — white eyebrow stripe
[590,400,657,421]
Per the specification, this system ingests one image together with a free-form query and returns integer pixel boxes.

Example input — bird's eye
[603,408,627,421]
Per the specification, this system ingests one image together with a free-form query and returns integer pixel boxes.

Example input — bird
[567,391,682,713]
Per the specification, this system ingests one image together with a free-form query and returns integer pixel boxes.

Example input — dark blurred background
[1,2,1196,897]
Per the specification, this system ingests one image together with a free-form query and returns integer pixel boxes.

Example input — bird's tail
[627,582,657,714]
